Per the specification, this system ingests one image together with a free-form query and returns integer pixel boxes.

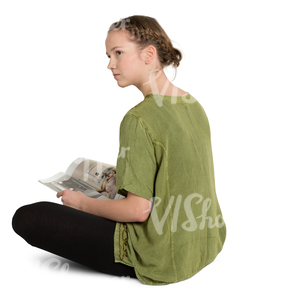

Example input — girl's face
[105,29,146,89]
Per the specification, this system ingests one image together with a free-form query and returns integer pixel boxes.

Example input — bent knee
[12,202,51,240]
[12,204,33,238]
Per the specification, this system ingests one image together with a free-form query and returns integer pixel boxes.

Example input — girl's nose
[107,59,116,70]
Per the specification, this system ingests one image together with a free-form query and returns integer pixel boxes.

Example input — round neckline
[145,92,189,98]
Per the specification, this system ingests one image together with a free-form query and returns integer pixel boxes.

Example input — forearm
[81,196,144,222]
[57,189,151,222]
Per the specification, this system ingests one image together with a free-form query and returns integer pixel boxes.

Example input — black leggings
[12,201,137,278]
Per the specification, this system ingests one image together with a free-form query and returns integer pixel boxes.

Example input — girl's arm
[56,190,151,222]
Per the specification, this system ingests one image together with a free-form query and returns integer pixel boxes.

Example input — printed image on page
[39,158,125,200]
[39,172,94,193]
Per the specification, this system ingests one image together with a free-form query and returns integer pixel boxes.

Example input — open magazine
[38,157,125,200]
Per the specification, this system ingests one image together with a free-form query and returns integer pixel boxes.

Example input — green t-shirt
[114,93,226,285]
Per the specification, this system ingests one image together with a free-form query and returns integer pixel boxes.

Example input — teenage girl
[12,15,226,285]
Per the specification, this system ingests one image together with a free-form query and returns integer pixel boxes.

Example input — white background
[1,0,299,299]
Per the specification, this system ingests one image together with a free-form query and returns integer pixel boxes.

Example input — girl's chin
[117,80,130,88]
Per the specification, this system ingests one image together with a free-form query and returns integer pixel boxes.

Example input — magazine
[38,157,125,200]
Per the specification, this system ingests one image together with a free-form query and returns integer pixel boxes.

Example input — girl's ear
[144,45,157,64]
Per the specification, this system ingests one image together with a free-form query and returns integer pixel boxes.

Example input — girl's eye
[107,51,122,59]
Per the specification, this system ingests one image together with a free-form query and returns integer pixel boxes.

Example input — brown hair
[107,15,183,80]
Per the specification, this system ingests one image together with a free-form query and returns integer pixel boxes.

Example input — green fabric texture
[114,93,226,285]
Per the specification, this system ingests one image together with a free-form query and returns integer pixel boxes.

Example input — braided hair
[107,15,183,80]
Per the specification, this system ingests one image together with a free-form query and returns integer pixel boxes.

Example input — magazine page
[39,158,125,199]
[66,158,115,190]
[38,172,98,193]
[66,158,119,198]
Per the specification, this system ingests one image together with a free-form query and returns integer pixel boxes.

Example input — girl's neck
[139,69,186,97]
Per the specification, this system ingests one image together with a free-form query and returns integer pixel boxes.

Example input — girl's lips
[113,74,120,78]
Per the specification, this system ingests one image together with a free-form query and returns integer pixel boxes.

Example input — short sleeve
[116,114,157,201]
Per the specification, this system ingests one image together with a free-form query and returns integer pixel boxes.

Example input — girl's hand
[56,190,87,211]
